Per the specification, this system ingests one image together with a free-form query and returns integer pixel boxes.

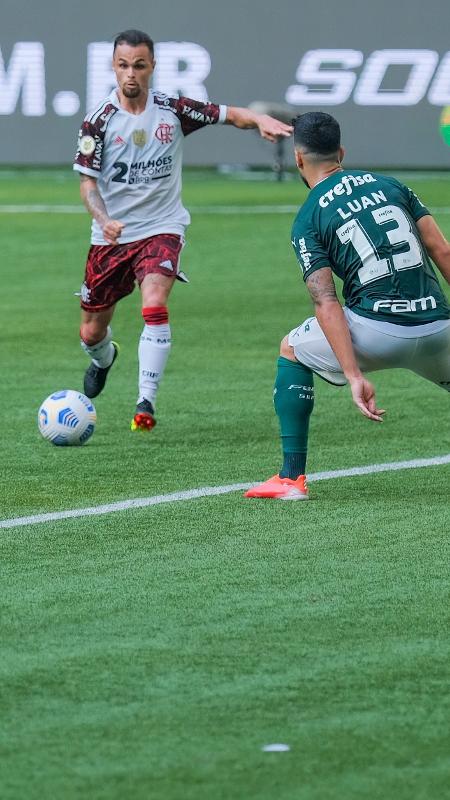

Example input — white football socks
[138,322,171,407]
[80,326,115,368]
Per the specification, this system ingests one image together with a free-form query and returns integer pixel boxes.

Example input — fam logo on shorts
[155,123,175,144]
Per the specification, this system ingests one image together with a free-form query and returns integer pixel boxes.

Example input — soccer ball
[38,390,96,446]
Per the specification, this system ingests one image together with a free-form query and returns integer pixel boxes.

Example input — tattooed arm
[306,267,385,422]
[79,174,124,245]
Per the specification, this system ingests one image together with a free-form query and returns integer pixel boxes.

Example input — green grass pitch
[1,169,449,800]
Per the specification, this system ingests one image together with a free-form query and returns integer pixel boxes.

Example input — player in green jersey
[246,111,450,500]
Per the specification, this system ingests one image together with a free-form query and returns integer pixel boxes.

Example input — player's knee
[140,275,173,307]
[80,321,107,346]
[142,287,170,307]
[280,335,297,361]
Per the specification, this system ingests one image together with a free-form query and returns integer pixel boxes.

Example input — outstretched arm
[224,107,293,142]
[416,214,450,284]
[306,267,385,422]
[79,174,124,245]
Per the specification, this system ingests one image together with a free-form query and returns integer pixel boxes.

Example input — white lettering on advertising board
[286,48,450,106]
[0,41,212,117]
[1,44,450,117]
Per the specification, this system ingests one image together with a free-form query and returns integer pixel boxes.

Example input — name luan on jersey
[73,90,227,245]
[291,171,450,326]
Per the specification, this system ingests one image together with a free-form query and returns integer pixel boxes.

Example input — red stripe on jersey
[142,306,169,325]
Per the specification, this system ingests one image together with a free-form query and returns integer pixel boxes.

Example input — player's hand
[349,376,385,422]
[103,219,125,245]
[256,115,293,143]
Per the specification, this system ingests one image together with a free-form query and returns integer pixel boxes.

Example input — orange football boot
[245,474,309,500]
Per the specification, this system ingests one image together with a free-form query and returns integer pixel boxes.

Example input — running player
[246,111,450,500]
[74,29,292,431]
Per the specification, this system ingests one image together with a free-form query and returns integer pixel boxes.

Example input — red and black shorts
[80,233,186,311]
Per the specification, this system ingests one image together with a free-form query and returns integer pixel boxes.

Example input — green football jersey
[291,170,450,325]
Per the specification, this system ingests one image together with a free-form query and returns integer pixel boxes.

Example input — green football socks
[273,356,315,479]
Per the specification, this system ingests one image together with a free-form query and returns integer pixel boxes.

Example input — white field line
[1,454,449,530]
[0,204,84,213]
[1,204,450,215]
[0,203,297,214]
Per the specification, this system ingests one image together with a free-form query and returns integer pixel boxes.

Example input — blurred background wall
[1,0,450,167]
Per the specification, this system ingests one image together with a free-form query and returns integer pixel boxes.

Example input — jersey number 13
[336,205,423,286]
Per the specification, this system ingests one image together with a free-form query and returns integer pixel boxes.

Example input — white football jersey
[74,90,227,244]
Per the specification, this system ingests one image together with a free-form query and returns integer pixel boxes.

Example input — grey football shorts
[288,307,450,391]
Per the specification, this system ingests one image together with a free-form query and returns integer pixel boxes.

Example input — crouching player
[246,112,450,500]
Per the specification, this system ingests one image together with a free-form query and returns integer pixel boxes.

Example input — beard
[122,84,141,99]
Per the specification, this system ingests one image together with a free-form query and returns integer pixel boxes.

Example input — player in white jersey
[74,29,292,431]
